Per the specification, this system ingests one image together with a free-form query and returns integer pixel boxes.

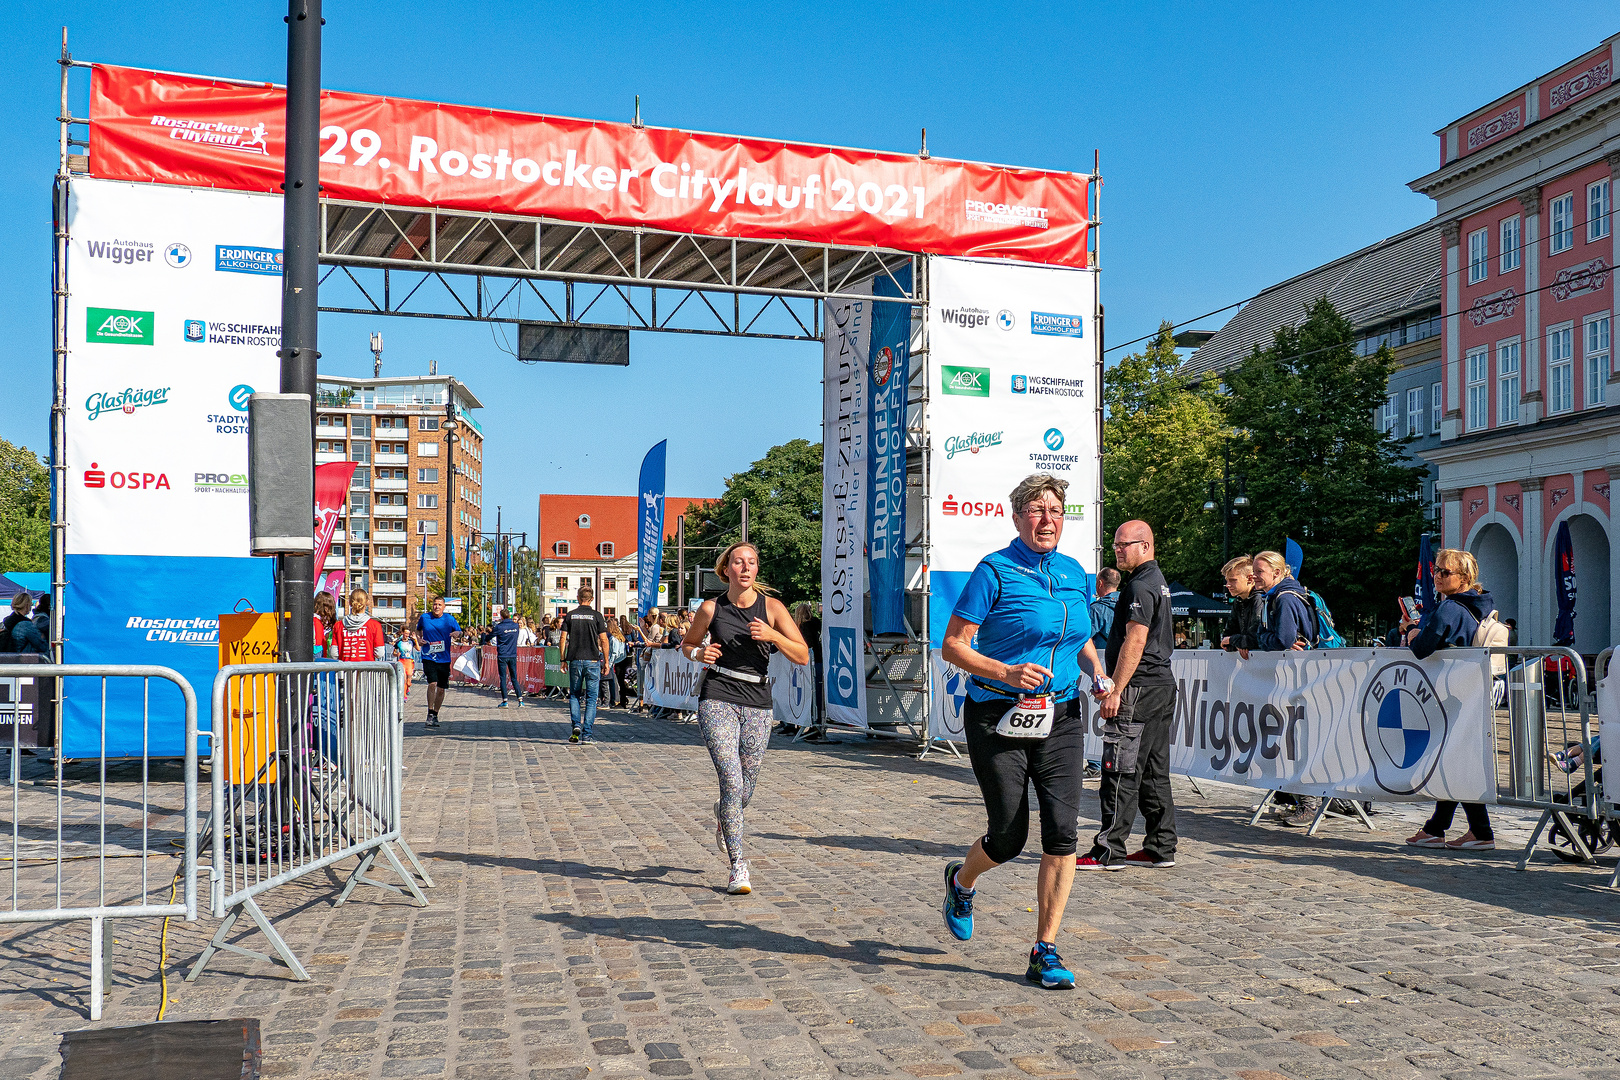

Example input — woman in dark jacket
[1403,548,1497,851]
[1250,550,1316,652]
[1219,556,1266,656]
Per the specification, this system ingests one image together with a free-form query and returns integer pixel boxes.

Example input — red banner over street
[89,65,1091,268]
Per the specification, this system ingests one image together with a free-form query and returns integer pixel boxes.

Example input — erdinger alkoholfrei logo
[1361,661,1448,794]
[871,345,894,387]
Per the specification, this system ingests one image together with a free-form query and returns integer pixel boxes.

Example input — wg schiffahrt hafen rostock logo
[1360,661,1449,795]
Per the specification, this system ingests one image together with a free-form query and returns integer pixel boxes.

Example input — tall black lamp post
[1202,442,1251,565]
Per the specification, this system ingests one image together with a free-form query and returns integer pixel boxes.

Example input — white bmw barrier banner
[63,178,279,756]
[929,649,1496,803]
[644,649,813,725]
[925,255,1099,742]
[1600,672,1619,809]
[820,281,871,729]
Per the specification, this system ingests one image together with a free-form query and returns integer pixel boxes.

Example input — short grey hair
[1009,473,1069,515]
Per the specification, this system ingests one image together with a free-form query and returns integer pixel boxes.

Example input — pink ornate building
[1409,33,1618,655]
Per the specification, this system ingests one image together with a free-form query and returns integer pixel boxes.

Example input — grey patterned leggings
[697,699,774,868]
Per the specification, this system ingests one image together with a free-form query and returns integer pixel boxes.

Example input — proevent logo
[963,198,1050,230]
[215,245,283,276]
[1011,374,1085,398]
[942,365,990,397]
[942,430,1003,459]
[195,470,250,494]
[83,462,170,490]
[85,386,170,421]
[939,494,1005,518]
[1031,311,1084,337]
[126,615,219,646]
[87,307,153,346]
[938,306,992,329]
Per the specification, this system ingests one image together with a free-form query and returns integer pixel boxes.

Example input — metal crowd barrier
[189,662,431,983]
[0,664,199,1021]
[1490,646,1610,874]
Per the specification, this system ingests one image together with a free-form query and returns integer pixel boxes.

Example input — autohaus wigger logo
[1361,661,1448,795]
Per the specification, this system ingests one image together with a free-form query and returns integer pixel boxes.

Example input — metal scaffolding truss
[316,199,921,341]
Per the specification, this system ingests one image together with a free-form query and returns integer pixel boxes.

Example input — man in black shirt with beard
[1077,519,1178,871]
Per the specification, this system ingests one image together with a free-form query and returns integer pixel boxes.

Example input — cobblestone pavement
[3,684,1619,1080]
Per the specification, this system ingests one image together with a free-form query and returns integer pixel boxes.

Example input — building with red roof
[537,493,711,616]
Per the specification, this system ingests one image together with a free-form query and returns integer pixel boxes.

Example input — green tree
[1103,322,1228,588]
[666,439,822,605]
[1223,297,1428,635]
[0,437,50,573]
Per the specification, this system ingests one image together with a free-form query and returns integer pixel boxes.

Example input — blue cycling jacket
[952,537,1093,703]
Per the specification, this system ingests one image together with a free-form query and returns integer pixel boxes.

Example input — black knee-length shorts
[963,695,1085,862]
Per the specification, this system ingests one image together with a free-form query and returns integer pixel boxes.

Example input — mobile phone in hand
[1398,596,1418,622]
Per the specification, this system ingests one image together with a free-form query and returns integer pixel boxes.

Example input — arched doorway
[1471,522,1519,626]
[1564,513,1611,656]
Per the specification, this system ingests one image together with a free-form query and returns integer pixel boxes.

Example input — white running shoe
[727,861,751,895]
[713,801,727,857]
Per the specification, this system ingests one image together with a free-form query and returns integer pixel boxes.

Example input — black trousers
[497,657,519,699]
[1424,801,1493,841]
[963,696,1084,862]
[1094,683,1178,860]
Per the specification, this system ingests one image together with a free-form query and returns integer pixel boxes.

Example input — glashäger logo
[87,307,154,346]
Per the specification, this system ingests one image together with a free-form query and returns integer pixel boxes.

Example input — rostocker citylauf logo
[87,307,154,346]
[85,386,170,421]
[85,239,155,266]
[1361,661,1449,795]
[942,430,1003,459]
[942,365,990,397]
[83,462,170,490]
[126,615,219,646]
[215,245,283,276]
[150,115,272,157]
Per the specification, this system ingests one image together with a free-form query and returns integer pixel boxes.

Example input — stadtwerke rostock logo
[941,365,990,397]
[87,307,153,346]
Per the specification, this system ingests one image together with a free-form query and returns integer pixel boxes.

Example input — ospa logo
[85,386,170,421]
[940,494,1004,518]
[195,470,249,494]
[871,345,894,387]
[1361,661,1448,795]
[87,307,153,346]
[1031,311,1085,337]
[126,615,219,646]
[83,462,170,490]
[215,245,283,276]
[942,430,1003,459]
[942,365,990,397]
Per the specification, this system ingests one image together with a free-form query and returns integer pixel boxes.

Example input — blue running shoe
[942,861,974,941]
[1026,942,1075,989]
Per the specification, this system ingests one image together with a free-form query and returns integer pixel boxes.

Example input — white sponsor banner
[821,282,871,728]
[1600,672,1619,809]
[929,649,1496,803]
[644,650,813,725]
[925,256,1099,742]
[66,179,282,557]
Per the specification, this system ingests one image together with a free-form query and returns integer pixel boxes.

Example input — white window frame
[1547,322,1575,414]
[555,541,571,557]
[1406,387,1422,438]
[1380,393,1398,434]
[598,541,615,558]
[1465,348,1489,431]
[416,519,437,535]
[1550,193,1575,254]
[1584,313,1610,408]
[1499,215,1521,273]
[1467,228,1489,284]
[1589,179,1612,243]
[417,442,439,457]
[1430,381,1442,434]
[1496,338,1521,425]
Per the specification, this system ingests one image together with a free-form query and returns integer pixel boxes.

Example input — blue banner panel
[637,441,668,616]
[867,267,912,636]
[929,571,972,646]
[63,553,273,757]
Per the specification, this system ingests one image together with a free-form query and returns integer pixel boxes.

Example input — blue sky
[1,2,1613,540]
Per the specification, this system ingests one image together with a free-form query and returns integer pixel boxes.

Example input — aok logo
[83,463,170,490]
[87,307,154,345]
[941,365,990,397]
[940,494,1005,518]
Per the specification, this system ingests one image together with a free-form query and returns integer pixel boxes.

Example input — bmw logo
[1044,428,1064,451]
[1361,661,1448,794]
[228,384,255,411]
[165,243,192,268]
[997,309,1015,331]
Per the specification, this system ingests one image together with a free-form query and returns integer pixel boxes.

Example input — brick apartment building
[315,375,485,624]
[538,494,709,618]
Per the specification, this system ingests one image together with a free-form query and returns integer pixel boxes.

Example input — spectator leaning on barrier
[1251,551,1316,653]
[1403,548,1498,851]
[0,594,48,655]
[1088,567,1120,655]
[482,605,523,709]
[1220,556,1265,658]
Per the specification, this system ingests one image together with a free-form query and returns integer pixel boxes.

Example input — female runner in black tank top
[677,541,810,894]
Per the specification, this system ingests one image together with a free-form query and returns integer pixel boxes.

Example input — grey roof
[1181,221,1442,379]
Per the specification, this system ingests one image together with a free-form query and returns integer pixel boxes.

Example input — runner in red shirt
[333,588,386,663]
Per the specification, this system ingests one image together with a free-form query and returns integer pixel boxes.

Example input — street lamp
[1202,441,1251,565]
